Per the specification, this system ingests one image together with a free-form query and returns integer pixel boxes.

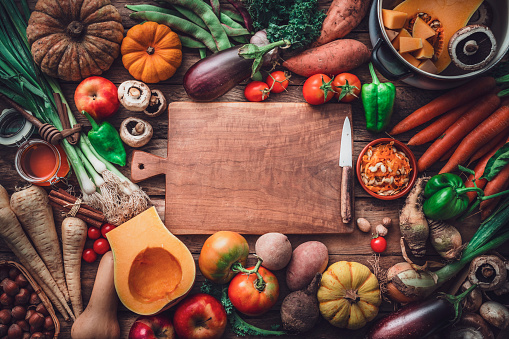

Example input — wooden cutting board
[131,102,353,234]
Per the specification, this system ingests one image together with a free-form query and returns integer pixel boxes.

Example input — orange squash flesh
[412,17,436,40]
[382,9,408,30]
[106,207,195,315]
[413,39,434,59]
[394,0,484,73]
[392,28,411,50]
[399,37,423,53]
[400,53,421,67]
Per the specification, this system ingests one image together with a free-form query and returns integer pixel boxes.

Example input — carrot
[440,106,509,173]
[468,126,509,164]
[313,0,371,46]
[480,163,509,220]
[407,101,474,146]
[390,77,497,135]
[9,185,70,303]
[417,94,501,172]
[464,137,508,203]
[0,185,74,321]
[282,39,370,77]
[439,143,458,162]
[62,216,88,317]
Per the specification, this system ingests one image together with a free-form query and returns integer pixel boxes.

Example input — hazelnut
[356,218,371,233]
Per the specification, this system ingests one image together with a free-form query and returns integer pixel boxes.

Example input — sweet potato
[282,39,370,77]
[286,241,328,291]
[314,0,371,46]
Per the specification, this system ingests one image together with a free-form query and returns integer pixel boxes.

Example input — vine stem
[231,257,266,291]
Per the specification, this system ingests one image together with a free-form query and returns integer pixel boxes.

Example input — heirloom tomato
[198,231,250,284]
[228,265,279,316]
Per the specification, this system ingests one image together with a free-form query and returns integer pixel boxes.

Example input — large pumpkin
[121,22,182,84]
[26,0,124,81]
[317,261,381,330]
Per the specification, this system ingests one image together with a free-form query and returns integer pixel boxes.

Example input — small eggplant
[183,39,289,101]
[367,284,476,339]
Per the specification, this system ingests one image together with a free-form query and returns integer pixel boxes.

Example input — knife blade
[339,116,353,224]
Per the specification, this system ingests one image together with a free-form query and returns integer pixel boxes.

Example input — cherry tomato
[331,73,361,102]
[266,71,290,93]
[82,248,97,263]
[244,81,270,102]
[228,265,279,316]
[198,231,249,284]
[371,235,387,253]
[101,223,116,238]
[87,227,101,240]
[302,74,335,105]
[93,238,110,255]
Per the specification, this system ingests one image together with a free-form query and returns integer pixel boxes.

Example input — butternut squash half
[106,207,195,315]
[394,0,484,73]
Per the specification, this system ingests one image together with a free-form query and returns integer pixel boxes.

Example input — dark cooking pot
[368,0,509,90]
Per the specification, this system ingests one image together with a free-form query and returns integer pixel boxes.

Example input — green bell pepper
[423,173,483,220]
[362,63,396,133]
[84,111,126,166]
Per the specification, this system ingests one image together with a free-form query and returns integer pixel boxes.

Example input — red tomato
[228,266,279,316]
[332,73,361,102]
[82,248,97,263]
[93,238,110,255]
[266,71,290,93]
[244,81,270,102]
[302,74,335,105]
[101,223,116,238]
[87,227,101,240]
[371,235,387,253]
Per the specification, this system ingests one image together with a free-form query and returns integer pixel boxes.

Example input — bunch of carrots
[390,76,509,220]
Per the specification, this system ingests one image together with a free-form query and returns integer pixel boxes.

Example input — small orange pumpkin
[121,22,182,83]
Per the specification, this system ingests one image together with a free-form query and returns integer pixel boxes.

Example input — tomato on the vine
[245,81,270,102]
[82,248,97,263]
[331,73,361,102]
[228,265,279,316]
[302,74,335,105]
[371,235,387,253]
[93,238,110,255]
[101,223,116,238]
[266,71,290,93]
[87,227,101,240]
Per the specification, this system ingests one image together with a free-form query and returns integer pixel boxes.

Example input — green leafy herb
[244,0,325,50]
[481,142,509,181]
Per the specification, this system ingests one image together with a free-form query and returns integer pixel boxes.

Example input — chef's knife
[339,116,353,224]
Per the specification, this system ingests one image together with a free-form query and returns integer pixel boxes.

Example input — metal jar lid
[0,108,35,147]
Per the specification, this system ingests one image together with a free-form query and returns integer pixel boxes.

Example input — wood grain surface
[131,102,353,234]
[0,0,508,338]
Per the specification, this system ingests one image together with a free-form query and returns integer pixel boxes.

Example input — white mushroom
[448,25,497,71]
[118,81,151,112]
[143,89,167,118]
[120,117,153,148]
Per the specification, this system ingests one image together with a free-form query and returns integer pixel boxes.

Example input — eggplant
[367,285,477,339]
[183,46,253,102]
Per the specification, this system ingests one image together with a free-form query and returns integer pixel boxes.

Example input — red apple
[128,314,175,339]
[74,76,120,120]
[173,293,227,339]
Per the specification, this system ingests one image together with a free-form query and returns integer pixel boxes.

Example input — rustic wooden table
[1,1,506,338]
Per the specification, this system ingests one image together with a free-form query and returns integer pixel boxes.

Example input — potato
[286,241,328,291]
[255,233,292,271]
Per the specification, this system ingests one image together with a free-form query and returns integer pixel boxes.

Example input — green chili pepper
[423,173,483,220]
[361,63,396,133]
[84,111,126,167]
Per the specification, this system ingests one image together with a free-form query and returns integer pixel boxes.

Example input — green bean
[210,0,220,18]
[172,4,207,30]
[199,48,207,59]
[221,24,250,37]
[130,11,218,53]
[179,35,207,49]
[220,9,244,23]
[125,4,182,17]
[230,35,249,44]
[160,0,230,51]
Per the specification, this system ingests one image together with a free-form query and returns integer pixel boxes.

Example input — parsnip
[10,185,70,302]
[427,219,463,260]
[62,217,87,317]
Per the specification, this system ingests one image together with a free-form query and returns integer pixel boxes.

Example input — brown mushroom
[468,255,507,291]
[445,312,494,339]
[484,259,509,307]
[448,25,497,71]
[480,301,509,330]
[143,89,167,118]
[120,117,153,148]
[118,81,151,112]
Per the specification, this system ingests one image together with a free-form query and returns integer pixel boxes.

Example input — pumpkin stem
[344,289,361,303]
[146,46,155,55]
[66,21,85,39]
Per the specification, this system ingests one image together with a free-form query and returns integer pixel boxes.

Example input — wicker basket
[0,260,60,338]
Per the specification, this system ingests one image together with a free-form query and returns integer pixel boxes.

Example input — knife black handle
[341,166,352,224]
